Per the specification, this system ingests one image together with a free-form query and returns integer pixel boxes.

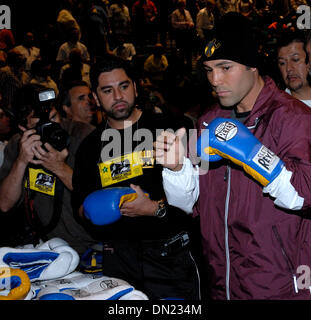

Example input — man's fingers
[175,127,186,140]
[157,130,177,144]
[154,140,170,152]
[20,130,39,144]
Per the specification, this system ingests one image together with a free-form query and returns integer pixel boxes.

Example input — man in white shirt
[171,0,195,70]
[14,32,40,75]
[56,28,90,66]
[196,0,215,49]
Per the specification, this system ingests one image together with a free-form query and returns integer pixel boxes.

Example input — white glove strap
[263,167,304,210]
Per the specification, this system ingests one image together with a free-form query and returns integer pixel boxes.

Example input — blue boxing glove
[197,118,284,186]
[83,187,149,225]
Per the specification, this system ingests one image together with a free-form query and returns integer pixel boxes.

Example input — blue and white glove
[31,271,149,300]
[0,238,79,282]
[197,118,284,186]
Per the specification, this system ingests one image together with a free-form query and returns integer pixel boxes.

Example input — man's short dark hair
[90,54,136,91]
[277,30,309,64]
[58,80,89,108]
[12,83,47,126]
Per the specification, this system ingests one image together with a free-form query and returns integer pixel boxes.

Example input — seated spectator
[57,0,81,42]
[59,48,91,87]
[277,32,311,107]
[0,50,7,68]
[132,0,158,46]
[112,35,136,61]
[0,49,29,110]
[196,0,216,49]
[0,29,15,52]
[143,43,168,86]
[81,0,111,58]
[56,27,90,66]
[0,107,12,167]
[30,59,59,96]
[14,32,41,75]
[109,0,132,46]
[170,0,195,70]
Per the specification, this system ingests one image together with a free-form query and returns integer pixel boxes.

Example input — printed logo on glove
[197,118,284,186]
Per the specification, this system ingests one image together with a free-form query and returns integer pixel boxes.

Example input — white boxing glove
[0,238,79,282]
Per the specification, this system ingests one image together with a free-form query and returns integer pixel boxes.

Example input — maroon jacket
[195,76,311,299]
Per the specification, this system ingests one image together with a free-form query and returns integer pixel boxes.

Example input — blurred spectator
[81,0,111,58]
[0,29,15,52]
[196,0,216,49]
[0,49,29,110]
[57,0,81,42]
[216,0,239,15]
[56,27,90,66]
[237,0,255,17]
[109,0,132,46]
[171,0,195,71]
[30,59,59,96]
[59,48,91,86]
[0,108,11,167]
[14,32,41,74]
[0,50,7,68]
[132,0,158,47]
[39,24,62,68]
[143,43,168,86]
[112,35,136,61]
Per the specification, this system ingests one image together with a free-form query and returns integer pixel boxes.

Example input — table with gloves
[0,237,148,300]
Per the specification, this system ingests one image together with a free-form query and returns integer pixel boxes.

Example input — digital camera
[34,89,69,151]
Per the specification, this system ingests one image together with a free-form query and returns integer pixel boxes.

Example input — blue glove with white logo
[197,118,284,186]
[83,187,149,225]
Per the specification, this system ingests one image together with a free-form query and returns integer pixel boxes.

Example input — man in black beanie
[155,12,311,299]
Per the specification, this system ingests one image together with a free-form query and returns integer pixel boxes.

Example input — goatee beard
[107,104,135,120]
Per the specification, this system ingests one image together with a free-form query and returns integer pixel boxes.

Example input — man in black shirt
[72,54,201,300]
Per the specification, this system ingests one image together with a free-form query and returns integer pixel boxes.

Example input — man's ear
[63,105,72,119]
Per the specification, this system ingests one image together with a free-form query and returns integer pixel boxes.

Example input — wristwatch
[154,199,167,218]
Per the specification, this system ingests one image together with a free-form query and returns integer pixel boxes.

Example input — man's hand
[32,143,72,190]
[17,126,42,166]
[32,142,68,173]
[153,127,186,171]
[120,184,158,217]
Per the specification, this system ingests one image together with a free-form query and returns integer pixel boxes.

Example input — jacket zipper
[224,164,231,300]
[272,225,298,293]
[223,118,260,300]
[219,117,261,300]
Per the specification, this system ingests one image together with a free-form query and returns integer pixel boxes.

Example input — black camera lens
[37,122,69,151]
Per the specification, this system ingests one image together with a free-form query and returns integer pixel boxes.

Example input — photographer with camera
[0,83,97,254]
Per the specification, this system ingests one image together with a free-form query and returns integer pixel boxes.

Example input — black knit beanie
[200,12,259,68]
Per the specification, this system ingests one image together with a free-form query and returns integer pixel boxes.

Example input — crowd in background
[0,0,309,163]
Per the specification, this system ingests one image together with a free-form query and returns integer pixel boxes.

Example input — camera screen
[39,89,55,102]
